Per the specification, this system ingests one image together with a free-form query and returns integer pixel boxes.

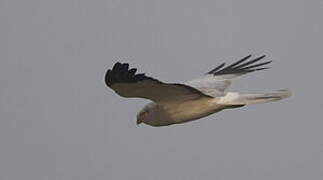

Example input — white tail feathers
[217,89,291,105]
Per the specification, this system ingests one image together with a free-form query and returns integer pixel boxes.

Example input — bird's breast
[159,98,224,125]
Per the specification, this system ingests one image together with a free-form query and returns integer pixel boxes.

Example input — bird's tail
[217,89,291,105]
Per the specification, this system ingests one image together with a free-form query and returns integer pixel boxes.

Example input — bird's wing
[105,62,212,104]
[185,55,271,97]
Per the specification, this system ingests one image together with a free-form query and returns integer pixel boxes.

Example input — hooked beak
[136,118,142,125]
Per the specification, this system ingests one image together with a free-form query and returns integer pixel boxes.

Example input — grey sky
[0,0,322,179]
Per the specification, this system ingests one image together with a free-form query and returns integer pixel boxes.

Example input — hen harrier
[105,55,291,126]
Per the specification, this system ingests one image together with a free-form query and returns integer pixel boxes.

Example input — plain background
[0,0,322,179]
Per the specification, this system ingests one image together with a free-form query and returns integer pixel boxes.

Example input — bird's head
[136,103,156,125]
[136,109,148,125]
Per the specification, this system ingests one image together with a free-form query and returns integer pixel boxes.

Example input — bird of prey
[105,55,291,127]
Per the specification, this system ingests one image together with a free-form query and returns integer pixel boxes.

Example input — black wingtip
[105,62,155,87]
[244,54,253,60]
[207,55,271,75]
[207,63,226,74]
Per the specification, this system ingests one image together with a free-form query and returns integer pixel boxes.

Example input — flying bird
[105,55,291,127]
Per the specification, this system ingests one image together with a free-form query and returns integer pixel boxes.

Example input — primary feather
[186,55,271,97]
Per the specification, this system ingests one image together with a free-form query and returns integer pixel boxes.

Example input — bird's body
[105,55,291,127]
[141,98,227,126]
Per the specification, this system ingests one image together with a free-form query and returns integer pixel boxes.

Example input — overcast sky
[0,0,322,179]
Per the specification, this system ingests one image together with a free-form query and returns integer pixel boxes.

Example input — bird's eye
[140,111,148,119]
